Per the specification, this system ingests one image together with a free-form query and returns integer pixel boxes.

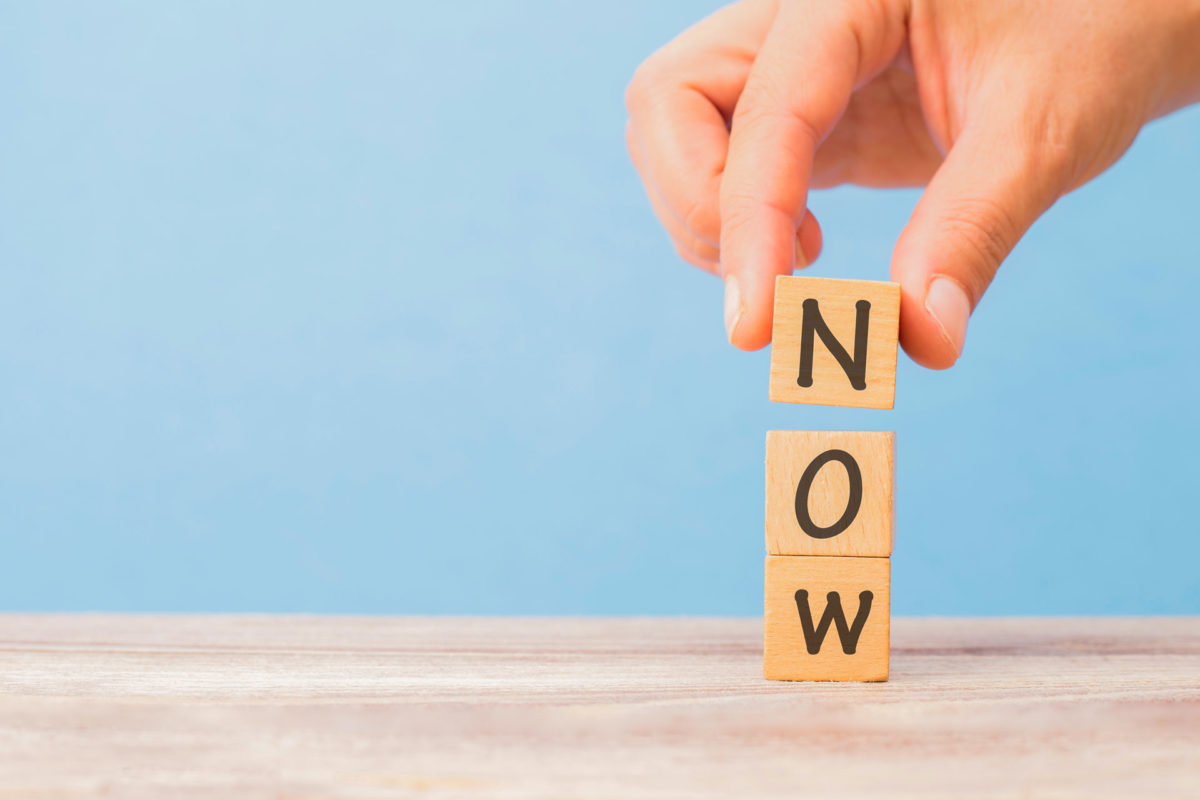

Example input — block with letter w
[763,555,890,681]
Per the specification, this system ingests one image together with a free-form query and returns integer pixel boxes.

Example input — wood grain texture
[766,430,894,557]
[1,614,1199,798]
[768,275,900,409]
[765,555,890,681]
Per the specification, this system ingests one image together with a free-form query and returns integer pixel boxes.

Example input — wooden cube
[764,555,890,682]
[768,276,900,409]
[766,431,893,557]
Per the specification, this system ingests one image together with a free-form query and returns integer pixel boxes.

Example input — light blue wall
[1,1,1197,614]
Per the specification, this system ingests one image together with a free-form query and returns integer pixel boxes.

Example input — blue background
[1,1,1197,615]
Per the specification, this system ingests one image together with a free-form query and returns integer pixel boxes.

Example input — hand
[626,0,1200,367]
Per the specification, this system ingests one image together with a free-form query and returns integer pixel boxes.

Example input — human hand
[626,0,1200,367]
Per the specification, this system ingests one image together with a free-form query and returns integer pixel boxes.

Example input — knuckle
[938,196,1020,283]
[1025,123,1080,185]
[671,237,716,271]
[720,184,802,236]
[625,56,668,115]
[737,70,791,115]
[730,91,820,159]
[1032,131,1077,180]
[679,193,720,244]
[735,77,804,130]
[717,194,758,237]
[1012,106,1087,190]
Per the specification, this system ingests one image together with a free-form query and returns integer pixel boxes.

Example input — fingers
[628,114,824,274]
[626,122,721,272]
[719,0,907,350]
[891,125,1073,368]
[625,1,775,258]
[810,67,944,189]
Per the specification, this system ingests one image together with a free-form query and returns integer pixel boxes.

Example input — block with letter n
[768,275,901,409]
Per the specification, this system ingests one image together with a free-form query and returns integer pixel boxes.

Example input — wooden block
[766,431,893,557]
[764,555,889,682]
[768,275,900,409]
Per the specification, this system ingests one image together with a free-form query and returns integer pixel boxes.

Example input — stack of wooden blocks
[763,275,900,682]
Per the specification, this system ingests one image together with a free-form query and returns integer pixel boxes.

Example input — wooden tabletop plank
[0,615,1197,798]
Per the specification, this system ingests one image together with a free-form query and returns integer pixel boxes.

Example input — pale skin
[626,0,1200,367]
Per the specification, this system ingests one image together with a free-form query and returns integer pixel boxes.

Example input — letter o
[794,449,863,539]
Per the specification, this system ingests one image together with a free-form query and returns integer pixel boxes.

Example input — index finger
[719,0,904,349]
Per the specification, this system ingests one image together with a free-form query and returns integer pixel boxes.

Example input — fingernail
[723,275,744,343]
[924,276,971,359]
[795,236,808,270]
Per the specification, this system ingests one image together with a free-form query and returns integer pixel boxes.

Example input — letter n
[796,298,871,391]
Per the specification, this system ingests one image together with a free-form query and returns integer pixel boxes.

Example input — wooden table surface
[1,615,1198,799]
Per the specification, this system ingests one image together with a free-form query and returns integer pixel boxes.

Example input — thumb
[891,127,1072,369]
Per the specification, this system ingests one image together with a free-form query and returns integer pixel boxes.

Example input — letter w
[794,590,874,655]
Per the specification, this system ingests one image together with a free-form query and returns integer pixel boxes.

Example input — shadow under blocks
[764,275,900,682]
